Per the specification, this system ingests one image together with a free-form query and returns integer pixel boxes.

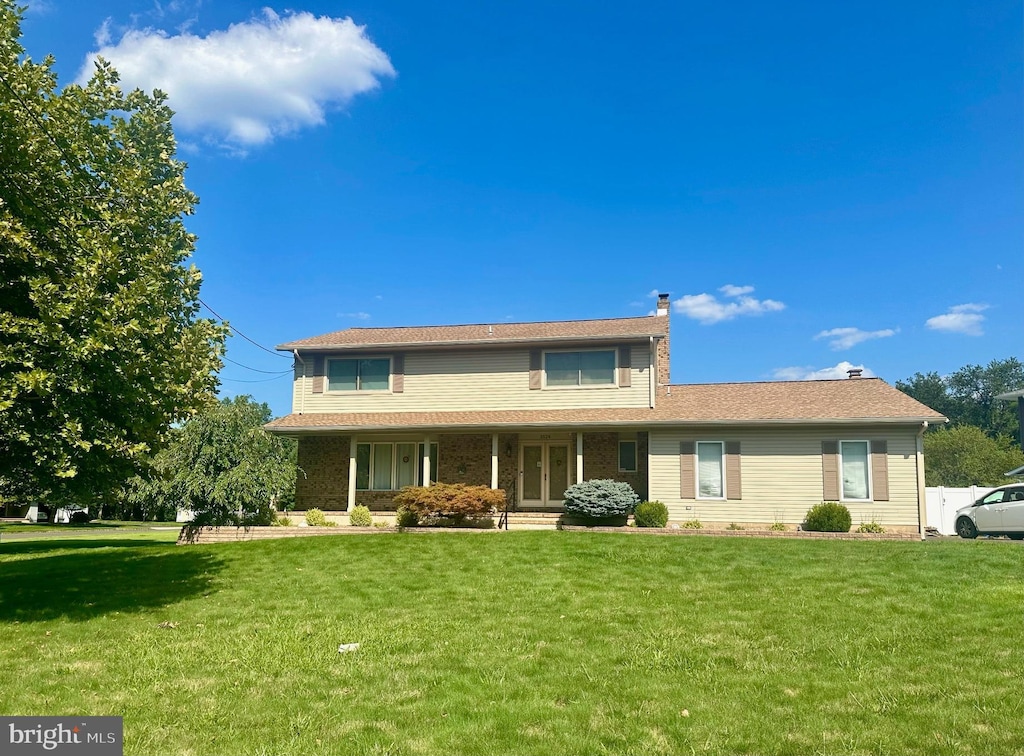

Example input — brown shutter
[679,441,696,499]
[529,349,542,390]
[822,440,839,500]
[618,346,632,387]
[312,355,325,394]
[870,440,889,501]
[392,353,405,393]
[725,441,742,500]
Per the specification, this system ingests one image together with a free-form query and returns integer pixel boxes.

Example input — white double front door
[520,443,571,508]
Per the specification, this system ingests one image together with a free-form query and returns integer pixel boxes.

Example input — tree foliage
[897,358,1023,443]
[129,396,297,526]
[923,425,1024,487]
[0,3,226,503]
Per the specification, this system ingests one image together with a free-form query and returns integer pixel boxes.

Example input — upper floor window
[545,350,615,387]
[328,358,390,392]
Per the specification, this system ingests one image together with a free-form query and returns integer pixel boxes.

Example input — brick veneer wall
[296,436,349,510]
[582,431,649,500]
[436,433,492,486]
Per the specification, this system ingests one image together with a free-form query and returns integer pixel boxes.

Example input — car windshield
[980,491,1005,504]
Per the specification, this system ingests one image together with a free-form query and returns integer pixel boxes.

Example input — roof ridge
[340,314,659,332]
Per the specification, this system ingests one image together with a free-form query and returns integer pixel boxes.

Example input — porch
[293,429,649,513]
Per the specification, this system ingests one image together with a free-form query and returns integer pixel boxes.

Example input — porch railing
[498,479,515,531]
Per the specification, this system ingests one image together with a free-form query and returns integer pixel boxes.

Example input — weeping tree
[0,2,226,508]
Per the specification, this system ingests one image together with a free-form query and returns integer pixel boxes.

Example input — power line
[220,373,292,384]
[222,355,293,374]
[200,298,291,359]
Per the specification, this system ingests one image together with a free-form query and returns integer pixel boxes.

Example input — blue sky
[19,0,1023,417]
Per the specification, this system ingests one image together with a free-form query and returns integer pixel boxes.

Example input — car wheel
[956,517,978,539]
[1009,534,1024,541]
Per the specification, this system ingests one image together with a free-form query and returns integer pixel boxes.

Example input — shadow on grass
[0,541,223,623]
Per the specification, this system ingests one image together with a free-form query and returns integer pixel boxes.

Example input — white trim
[355,439,437,491]
[649,336,656,408]
[325,355,393,393]
[576,432,584,484]
[491,433,499,489]
[541,348,618,390]
[347,436,358,511]
[422,437,432,488]
[839,439,873,502]
[696,440,726,500]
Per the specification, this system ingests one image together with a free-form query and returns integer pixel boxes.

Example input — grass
[0,532,1021,755]
[0,520,180,534]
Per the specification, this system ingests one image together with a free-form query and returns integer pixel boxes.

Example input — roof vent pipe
[847,368,863,379]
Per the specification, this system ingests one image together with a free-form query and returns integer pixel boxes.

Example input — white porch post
[347,436,358,512]
[491,433,499,489]
[423,436,432,487]
[576,432,584,484]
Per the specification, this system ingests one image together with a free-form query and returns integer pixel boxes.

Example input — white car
[955,484,1024,540]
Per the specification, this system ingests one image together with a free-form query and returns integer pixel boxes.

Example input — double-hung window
[618,440,637,472]
[355,442,438,491]
[544,350,616,387]
[328,358,390,392]
[840,441,870,500]
[697,441,724,499]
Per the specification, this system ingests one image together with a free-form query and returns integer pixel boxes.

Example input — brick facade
[296,436,349,510]
[582,431,649,500]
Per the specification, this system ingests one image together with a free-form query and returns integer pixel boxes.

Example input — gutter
[915,421,929,541]
[293,350,305,415]
[277,333,666,352]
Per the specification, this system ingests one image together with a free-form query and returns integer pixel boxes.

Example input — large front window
[697,441,724,499]
[356,442,438,490]
[840,441,870,500]
[328,358,390,391]
[545,350,615,387]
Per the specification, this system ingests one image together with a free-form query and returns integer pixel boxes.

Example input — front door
[520,443,571,508]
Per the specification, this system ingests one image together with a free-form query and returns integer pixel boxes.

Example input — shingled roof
[265,378,946,432]
[277,315,668,351]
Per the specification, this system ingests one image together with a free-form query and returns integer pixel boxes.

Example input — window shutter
[392,354,405,393]
[821,440,839,500]
[312,355,325,394]
[725,441,742,500]
[870,440,889,501]
[618,346,632,387]
[529,350,542,390]
[679,441,696,499]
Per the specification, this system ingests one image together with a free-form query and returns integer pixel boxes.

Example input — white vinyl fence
[925,486,995,535]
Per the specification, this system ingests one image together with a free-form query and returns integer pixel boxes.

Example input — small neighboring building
[266,295,945,534]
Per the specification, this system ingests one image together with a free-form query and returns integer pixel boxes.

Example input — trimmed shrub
[803,502,852,533]
[392,483,505,523]
[395,506,419,529]
[856,520,885,534]
[634,500,668,528]
[562,479,639,520]
[349,505,373,527]
[305,508,334,527]
[681,519,703,530]
[69,510,92,524]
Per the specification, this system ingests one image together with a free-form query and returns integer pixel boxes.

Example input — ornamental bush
[562,479,639,520]
[349,505,373,527]
[395,506,419,528]
[392,483,505,523]
[856,520,885,534]
[634,500,669,528]
[803,502,852,533]
[305,508,330,527]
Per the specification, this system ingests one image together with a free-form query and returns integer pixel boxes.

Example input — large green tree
[897,358,1023,444]
[924,425,1024,487]
[0,3,226,504]
[128,396,297,526]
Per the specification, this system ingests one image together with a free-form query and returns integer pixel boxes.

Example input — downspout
[915,421,929,541]
[649,336,656,409]
[293,350,306,415]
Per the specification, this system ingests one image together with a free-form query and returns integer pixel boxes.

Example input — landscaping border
[559,525,921,540]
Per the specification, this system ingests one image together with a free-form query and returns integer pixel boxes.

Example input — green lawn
[0,520,180,534]
[0,533,1021,755]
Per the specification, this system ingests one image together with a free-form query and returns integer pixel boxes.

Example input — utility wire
[200,298,291,359]
[223,355,293,374]
[220,373,292,384]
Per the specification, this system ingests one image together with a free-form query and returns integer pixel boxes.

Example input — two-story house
[265,294,945,534]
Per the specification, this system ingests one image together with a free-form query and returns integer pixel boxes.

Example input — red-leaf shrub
[392,483,505,523]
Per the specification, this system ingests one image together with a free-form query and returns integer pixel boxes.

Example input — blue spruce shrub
[562,479,639,520]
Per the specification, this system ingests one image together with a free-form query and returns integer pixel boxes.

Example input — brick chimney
[656,293,670,387]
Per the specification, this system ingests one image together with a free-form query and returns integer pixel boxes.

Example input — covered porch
[291,429,649,513]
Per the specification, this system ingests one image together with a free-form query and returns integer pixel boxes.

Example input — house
[265,295,946,534]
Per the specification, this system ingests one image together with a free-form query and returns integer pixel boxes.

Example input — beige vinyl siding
[293,346,652,413]
[649,426,921,529]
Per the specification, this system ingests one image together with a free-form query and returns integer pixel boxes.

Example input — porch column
[347,436,358,512]
[576,432,584,484]
[491,433,499,489]
[423,436,432,487]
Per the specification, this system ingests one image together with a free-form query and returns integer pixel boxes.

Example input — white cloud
[673,285,785,325]
[78,9,396,150]
[337,311,371,320]
[648,289,660,298]
[925,303,988,336]
[814,326,898,351]
[771,361,874,381]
